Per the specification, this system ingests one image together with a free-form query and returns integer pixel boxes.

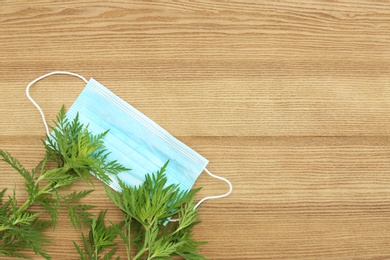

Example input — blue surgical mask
[26,71,232,207]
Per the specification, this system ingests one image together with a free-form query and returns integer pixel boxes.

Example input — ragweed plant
[73,210,121,260]
[74,163,207,260]
[0,106,127,259]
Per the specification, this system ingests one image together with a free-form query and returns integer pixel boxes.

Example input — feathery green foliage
[73,211,121,260]
[75,163,207,260]
[0,106,127,259]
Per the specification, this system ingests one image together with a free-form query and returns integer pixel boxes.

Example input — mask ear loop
[169,168,233,222]
[194,168,233,208]
[26,71,88,136]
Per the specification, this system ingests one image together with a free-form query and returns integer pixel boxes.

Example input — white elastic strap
[169,168,232,222]
[26,71,88,136]
[194,168,233,208]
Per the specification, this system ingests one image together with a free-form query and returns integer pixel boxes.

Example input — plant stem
[0,225,9,232]
[14,165,70,216]
[127,216,131,260]
[133,247,148,260]
[133,224,152,260]
[14,182,50,216]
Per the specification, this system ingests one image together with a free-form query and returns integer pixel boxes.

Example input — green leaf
[38,194,61,228]
[73,240,87,260]
[1,106,128,259]
[74,211,120,260]
[44,106,129,186]
[0,217,52,260]
[62,190,96,230]
[0,150,37,199]
[0,150,31,182]
[0,188,6,206]
[103,163,206,259]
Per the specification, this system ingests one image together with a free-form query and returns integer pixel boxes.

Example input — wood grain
[1,0,390,259]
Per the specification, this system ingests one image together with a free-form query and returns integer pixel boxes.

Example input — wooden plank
[2,136,390,259]
[1,0,390,259]
[0,1,390,136]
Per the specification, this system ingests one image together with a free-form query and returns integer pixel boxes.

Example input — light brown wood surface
[1,1,390,259]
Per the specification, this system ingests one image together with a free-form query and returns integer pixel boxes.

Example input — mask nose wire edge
[25,71,88,136]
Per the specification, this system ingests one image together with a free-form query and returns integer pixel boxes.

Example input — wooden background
[1,0,390,259]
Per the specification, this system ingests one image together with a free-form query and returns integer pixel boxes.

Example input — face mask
[26,71,232,208]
